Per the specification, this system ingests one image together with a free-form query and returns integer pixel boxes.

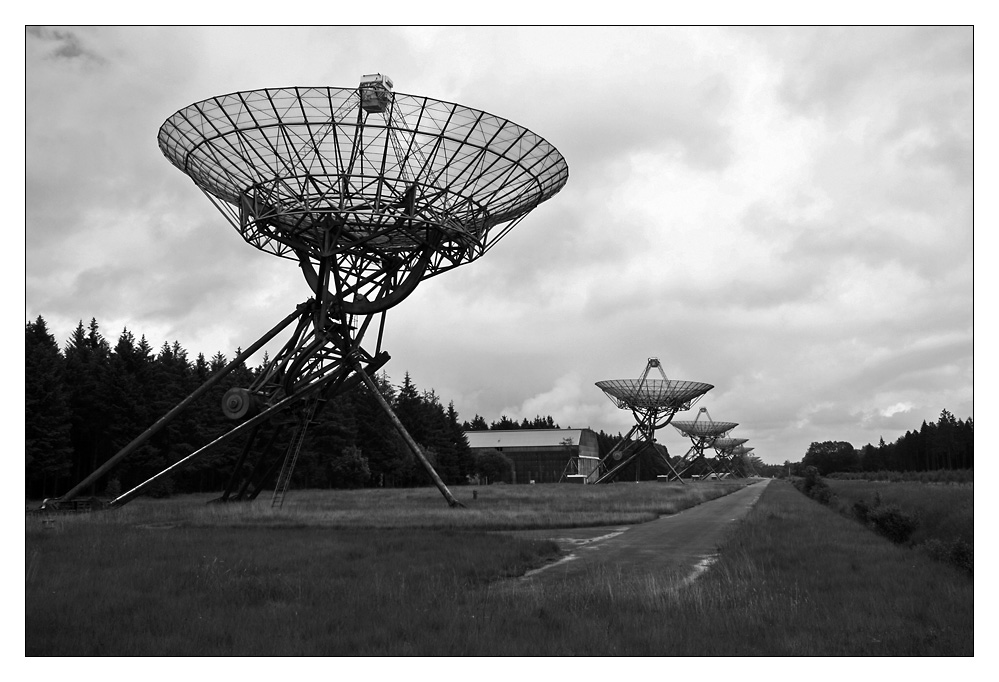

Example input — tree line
[25,316,480,499]
[798,409,973,476]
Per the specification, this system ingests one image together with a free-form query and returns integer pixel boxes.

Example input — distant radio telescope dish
[671,407,739,480]
[671,407,738,439]
[712,437,748,451]
[713,438,753,478]
[590,358,713,484]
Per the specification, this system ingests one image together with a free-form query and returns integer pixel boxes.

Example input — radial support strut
[39,305,308,510]
[353,361,463,508]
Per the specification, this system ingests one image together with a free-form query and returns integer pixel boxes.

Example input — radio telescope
[728,444,758,477]
[589,358,712,483]
[712,437,749,478]
[670,407,737,481]
[46,75,568,511]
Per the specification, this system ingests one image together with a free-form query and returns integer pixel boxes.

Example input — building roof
[464,428,588,449]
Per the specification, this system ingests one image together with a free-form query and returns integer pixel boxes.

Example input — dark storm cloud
[27,26,106,65]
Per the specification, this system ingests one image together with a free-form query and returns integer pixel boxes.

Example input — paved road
[498,479,772,588]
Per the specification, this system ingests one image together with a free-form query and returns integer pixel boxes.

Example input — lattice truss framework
[590,358,713,483]
[45,79,568,512]
[158,86,569,313]
[671,407,738,479]
[727,444,758,477]
[712,437,751,477]
[156,82,571,414]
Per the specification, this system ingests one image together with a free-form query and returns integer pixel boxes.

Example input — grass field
[29,478,747,530]
[25,479,974,656]
[823,479,974,546]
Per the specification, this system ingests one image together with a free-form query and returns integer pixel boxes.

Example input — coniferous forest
[25,315,971,499]
[25,316,485,499]
[26,315,600,500]
[798,410,974,478]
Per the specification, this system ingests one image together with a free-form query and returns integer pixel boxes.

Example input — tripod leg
[217,424,262,502]
[232,424,287,501]
[353,362,463,508]
[590,424,640,483]
[47,307,304,509]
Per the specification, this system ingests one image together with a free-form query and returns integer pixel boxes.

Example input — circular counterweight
[222,387,260,421]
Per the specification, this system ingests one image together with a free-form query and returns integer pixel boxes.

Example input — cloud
[26,26,107,65]
[23,27,973,466]
[880,402,913,418]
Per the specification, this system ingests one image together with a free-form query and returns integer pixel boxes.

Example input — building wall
[466,428,602,483]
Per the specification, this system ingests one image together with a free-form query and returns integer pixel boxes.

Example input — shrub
[327,446,371,489]
[797,466,835,504]
[103,477,122,499]
[144,476,174,498]
[474,449,514,484]
[810,484,833,504]
[852,498,871,523]
[949,538,974,573]
[801,466,822,494]
[922,538,973,573]
[867,504,918,544]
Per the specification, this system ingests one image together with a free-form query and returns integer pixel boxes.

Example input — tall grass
[822,478,973,572]
[479,481,973,655]
[29,480,747,531]
[26,480,973,655]
[828,469,974,484]
[25,521,561,655]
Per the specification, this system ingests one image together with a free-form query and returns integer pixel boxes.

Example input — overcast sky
[24,26,974,465]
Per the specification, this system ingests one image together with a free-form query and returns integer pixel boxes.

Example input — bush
[796,466,835,504]
[921,538,973,573]
[103,477,122,499]
[867,504,918,544]
[144,476,175,499]
[474,449,513,484]
[810,484,833,504]
[327,446,371,489]
[801,466,822,494]
[852,498,871,522]
[950,538,974,573]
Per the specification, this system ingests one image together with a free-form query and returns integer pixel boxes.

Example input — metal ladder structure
[271,396,321,508]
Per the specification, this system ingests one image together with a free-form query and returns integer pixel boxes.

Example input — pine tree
[490,415,521,430]
[25,316,73,497]
[303,390,360,488]
[442,400,474,484]
[462,414,488,431]
[103,328,155,491]
[353,371,407,486]
[63,318,114,493]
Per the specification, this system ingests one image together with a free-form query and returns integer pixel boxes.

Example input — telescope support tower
[590,358,713,484]
[37,76,567,511]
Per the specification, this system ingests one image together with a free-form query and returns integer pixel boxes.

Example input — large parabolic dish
[671,408,738,439]
[595,379,714,413]
[48,76,568,512]
[590,358,713,484]
[671,407,737,480]
[157,82,569,312]
[713,437,748,451]
[672,420,738,438]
